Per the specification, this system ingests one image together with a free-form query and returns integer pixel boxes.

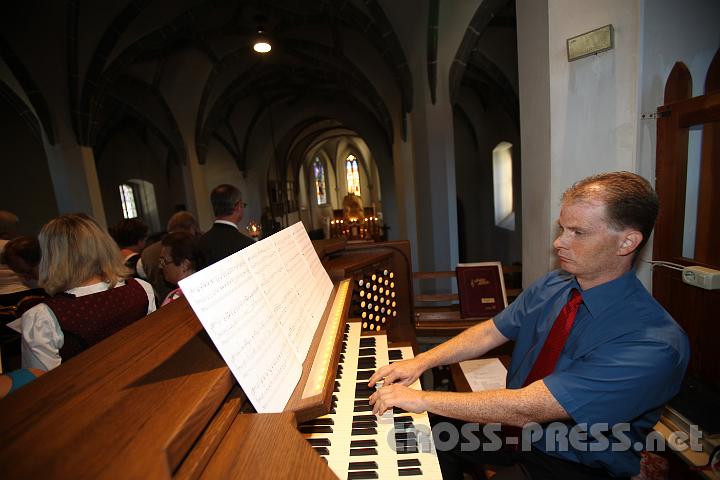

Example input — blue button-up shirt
[493,269,689,476]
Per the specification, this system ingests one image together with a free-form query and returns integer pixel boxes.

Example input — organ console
[0,240,441,479]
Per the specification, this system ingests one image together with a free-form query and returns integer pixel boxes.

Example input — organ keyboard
[299,322,441,479]
[0,240,432,479]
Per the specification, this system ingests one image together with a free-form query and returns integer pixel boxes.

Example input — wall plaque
[567,24,614,62]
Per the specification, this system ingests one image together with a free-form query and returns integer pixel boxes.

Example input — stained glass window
[119,183,138,219]
[345,154,361,196]
[313,158,327,205]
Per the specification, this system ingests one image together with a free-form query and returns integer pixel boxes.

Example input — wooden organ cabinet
[0,240,441,479]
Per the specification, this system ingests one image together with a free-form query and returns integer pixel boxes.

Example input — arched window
[492,142,515,230]
[346,154,361,196]
[313,157,327,205]
[119,183,138,219]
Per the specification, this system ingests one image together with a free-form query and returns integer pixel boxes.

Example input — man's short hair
[2,236,41,281]
[167,211,198,234]
[210,184,242,217]
[110,218,149,248]
[0,211,19,238]
[562,171,659,251]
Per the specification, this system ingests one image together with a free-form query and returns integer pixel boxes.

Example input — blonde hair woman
[8,214,156,370]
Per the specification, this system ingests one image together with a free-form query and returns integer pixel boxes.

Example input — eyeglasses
[158,256,173,268]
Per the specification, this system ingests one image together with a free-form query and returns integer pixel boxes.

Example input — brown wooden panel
[705,46,720,94]
[664,62,692,104]
[0,298,235,479]
[654,105,689,259]
[199,412,335,480]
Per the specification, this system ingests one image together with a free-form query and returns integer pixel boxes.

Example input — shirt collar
[214,220,239,230]
[576,269,639,318]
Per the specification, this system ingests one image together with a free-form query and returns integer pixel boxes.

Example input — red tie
[523,289,583,386]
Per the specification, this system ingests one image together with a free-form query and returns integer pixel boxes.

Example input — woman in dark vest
[8,214,156,371]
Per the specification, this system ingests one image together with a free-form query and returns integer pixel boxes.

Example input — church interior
[1,0,719,478]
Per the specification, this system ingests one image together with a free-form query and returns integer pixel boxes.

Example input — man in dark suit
[196,184,254,267]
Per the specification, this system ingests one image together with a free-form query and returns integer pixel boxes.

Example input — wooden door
[653,48,720,389]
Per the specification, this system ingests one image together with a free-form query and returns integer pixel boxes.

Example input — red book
[456,262,508,319]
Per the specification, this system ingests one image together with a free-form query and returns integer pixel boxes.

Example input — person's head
[0,211,19,240]
[2,236,41,287]
[38,214,131,295]
[111,218,148,251]
[167,211,199,236]
[210,184,244,223]
[554,171,659,289]
[159,232,204,286]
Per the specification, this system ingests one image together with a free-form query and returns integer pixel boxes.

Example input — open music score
[179,222,334,413]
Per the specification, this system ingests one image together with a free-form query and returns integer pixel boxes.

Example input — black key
[398,468,423,476]
[395,432,416,441]
[358,347,376,357]
[393,407,408,414]
[345,323,351,333]
[328,408,336,414]
[359,337,375,347]
[337,365,344,374]
[354,400,370,407]
[355,370,375,380]
[339,353,345,363]
[334,381,341,392]
[301,418,334,426]
[353,415,376,422]
[388,349,403,361]
[313,446,330,455]
[350,439,377,448]
[299,425,333,434]
[355,386,374,396]
[394,416,414,423]
[354,405,373,412]
[351,427,377,436]
[397,459,421,467]
[357,361,376,370]
[343,333,349,341]
[348,461,378,470]
[396,445,419,454]
[347,471,378,480]
[332,395,338,402]
[350,448,378,456]
[351,421,377,429]
[307,438,331,447]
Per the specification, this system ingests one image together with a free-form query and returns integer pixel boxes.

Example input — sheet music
[180,253,302,412]
[178,222,331,413]
[459,358,507,391]
[289,222,333,300]
[270,228,320,358]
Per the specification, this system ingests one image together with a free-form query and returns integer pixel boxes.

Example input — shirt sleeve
[543,338,688,426]
[136,278,157,314]
[492,273,548,341]
[19,304,63,371]
[136,258,147,280]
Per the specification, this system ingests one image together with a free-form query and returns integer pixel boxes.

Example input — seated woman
[159,232,204,306]
[8,214,156,371]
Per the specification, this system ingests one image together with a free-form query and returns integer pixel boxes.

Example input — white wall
[519,0,643,286]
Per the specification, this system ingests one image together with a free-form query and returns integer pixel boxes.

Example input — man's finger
[367,365,391,387]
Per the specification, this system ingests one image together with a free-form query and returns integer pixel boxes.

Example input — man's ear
[618,230,643,256]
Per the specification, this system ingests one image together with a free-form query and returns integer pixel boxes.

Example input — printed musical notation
[179,222,333,413]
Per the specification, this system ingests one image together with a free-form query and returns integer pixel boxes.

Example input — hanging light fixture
[253,15,271,53]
